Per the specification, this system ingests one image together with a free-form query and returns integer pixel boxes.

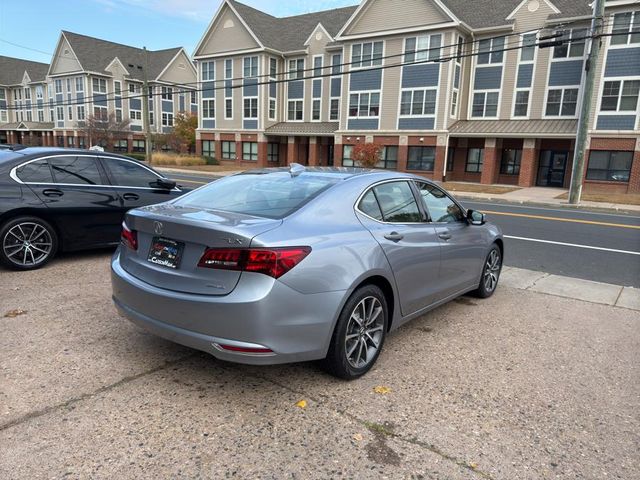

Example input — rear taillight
[121,222,138,250]
[198,247,311,279]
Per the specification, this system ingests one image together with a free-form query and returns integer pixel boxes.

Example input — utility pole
[568,0,605,204]
[141,46,152,163]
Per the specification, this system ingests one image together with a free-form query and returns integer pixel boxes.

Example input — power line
[1,29,624,113]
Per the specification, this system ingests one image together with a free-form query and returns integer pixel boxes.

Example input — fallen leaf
[469,462,478,470]
[295,399,307,408]
[373,386,391,395]
[4,309,26,318]
[353,433,363,442]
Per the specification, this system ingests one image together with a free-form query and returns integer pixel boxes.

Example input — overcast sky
[0,0,357,63]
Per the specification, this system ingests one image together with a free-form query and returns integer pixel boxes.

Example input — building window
[225,98,233,119]
[348,92,380,117]
[553,28,587,58]
[351,41,383,68]
[586,151,633,182]
[288,58,304,80]
[202,140,215,159]
[191,91,197,104]
[26,111,33,122]
[243,98,258,119]
[56,136,65,148]
[313,56,323,76]
[342,145,354,166]
[477,36,505,64]
[55,79,63,94]
[36,85,44,99]
[161,87,173,100]
[500,149,522,175]
[94,106,107,120]
[201,61,215,81]
[267,143,279,162]
[37,110,44,122]
[268,99,276,120]
[225,59,233,79]
[269,58,277,78]
[56,106,64,121]
[546,88,578,116]
[466,148,484,173]
[446,148,455,171]
[376,146,398,170]
[514,90,530,117]
[221,141,236,160]
[472,92,499,117]
[113,139,128,152]
[161,113,174,126]
[129,110,141,121]
[149,112,154,125]
[451,88,459,117]
[601,80,640,112]
[407,146,435,171]
[330,98,340,120]
[132,140,145,152]
[332,53,342,74]
[287,100,303,121]
[75,77,84,92]
[400,89,436,116]
[242,142,258,161]
[611,11,640,45]
[312,99,321,121]
[520,33,537,62]
[203,99,215,119]
[92,78,106,93]
[404,34,441,62]
[243,56,258,78]
[128,83,140,94]
[116,109,123,123]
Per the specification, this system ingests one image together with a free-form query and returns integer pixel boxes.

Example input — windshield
[174,172,340,219]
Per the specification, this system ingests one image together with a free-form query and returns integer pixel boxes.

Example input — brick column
[257,141,268,168]
[481,138,499,185]
[287,136,296,164]
[433,145,446,182]
[518,138,538,187]
[334,143,343,167]
[398,144,408,172]
[628,149,640,194]
[308,137,318,166]
[235,140,242,165]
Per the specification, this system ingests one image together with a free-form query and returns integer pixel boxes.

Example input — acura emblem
[154,221,163,235]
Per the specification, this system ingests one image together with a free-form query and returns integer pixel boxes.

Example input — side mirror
[467,209,486,226]
[151,177,177,190]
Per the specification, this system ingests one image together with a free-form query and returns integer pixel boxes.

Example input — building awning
[265,122,338,137]
[0,121,54,131]
[449,119,578,138]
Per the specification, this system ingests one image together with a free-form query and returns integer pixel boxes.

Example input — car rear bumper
[111,252,346,365]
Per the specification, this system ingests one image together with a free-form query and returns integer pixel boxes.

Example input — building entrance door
[537,150,569,187]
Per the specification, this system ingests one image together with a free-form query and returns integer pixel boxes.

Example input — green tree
[173,112,197,153]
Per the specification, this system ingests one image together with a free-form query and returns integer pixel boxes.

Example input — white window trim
[349,40,385,70]
[311,98,322,122]
[288,57,305,80]
[202,98,215,119]
[348,90,381,119]
[397,87,438,119]
[201,60,215,82]
[225,97,234,120]
[287,99,304,122]
[449,42,463,119]
[471,90,501,119]
[243,56,259,79]
[512,88,531,119]
[542,86,581,119]
[403,33,442,63]
[597,76,640,116]
[312,54,324,77]
[550,28,589,62]
[329,97,340,121]
[475,36,506,67]
[269,98,277,121]
[243,96,258,120]
[606,11,640,49]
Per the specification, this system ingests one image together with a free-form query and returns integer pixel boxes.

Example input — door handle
[122,193,140,201]
[438,232,452,241]
[384,232,404,242]
[42,189,64,197]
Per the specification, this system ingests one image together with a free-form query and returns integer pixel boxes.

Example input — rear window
[175,172,339,219]
[16,159,54,183]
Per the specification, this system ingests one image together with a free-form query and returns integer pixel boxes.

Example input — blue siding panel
[604,48,640,77]
[313,79,321,98]
[596,115,637,130]
[191,104,198,114]
[548,60,583,86]
[131,125,143,132]
[243,119,258,129]
[56,121,64,128]
[76,93,84,102]
[243,79,258,97]
[401,64,439,88]
[0,101,6,109]
[162,100,172,113]
[269,82,277,98]
[36,99,43,108]
[350,69,382,91]
[454,65,460,89]
[225,80,232,98]
[517,64,533,88]
[347,118,378,130]
[398,117,435,130]
[94,94,107,107]
[202,81,215,99]
[474,66,502,90]
[179,95,185,112]
[202,119,216,129]
[331,78,341,97]
[115,98,122,108]
[56,93,63,103]
[288,80,304,99]
[129,98,141,110]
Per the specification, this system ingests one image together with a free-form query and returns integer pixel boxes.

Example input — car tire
[0,216,58,271]
[472,244,502,299]
[322,284,388,380]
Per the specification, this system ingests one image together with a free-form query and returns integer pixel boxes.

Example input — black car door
[20,154,122,249]
[99,156,182,213]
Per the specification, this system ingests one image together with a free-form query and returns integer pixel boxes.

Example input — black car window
[103,158,160,188]
[371,181,422,223]
[358,189,383,221]
[417,182,465,223]
[15,159,54,183]
[49,156,104,185]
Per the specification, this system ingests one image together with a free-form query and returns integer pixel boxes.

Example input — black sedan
[0,147,186,270]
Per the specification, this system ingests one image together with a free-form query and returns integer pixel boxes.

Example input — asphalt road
[165,171,640,288]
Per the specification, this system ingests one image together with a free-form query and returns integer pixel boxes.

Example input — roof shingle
[0,56,49,86]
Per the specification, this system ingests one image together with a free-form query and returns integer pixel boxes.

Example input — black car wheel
[323,284,388,380]
[472,244,502,298]
[0,216,58,270]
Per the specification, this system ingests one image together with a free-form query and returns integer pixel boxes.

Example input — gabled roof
[60,31,183,81]
[228,0,358,52]
[0,56,49,86]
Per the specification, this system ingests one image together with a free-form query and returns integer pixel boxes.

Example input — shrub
[351,143,382,168]
[125,153,147,162]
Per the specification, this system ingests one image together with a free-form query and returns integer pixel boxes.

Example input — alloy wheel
[344,296,384,369]
[2,222,53,267]
[483,249,501,293]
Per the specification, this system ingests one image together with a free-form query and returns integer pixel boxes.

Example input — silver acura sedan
[111,166,503,379]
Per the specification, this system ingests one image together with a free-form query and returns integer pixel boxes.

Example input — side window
[49,156,104,185]
[417,182,465,223]
[372,181,422,223]
[15,159,54,183]
[358,189,383,221]
[104,158,160,188]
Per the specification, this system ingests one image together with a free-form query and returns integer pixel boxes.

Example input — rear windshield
[174,172,340,219]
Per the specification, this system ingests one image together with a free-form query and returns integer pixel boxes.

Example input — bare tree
[77,112,131,150]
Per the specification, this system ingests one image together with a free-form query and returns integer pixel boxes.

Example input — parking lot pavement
[1,253,638,479]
